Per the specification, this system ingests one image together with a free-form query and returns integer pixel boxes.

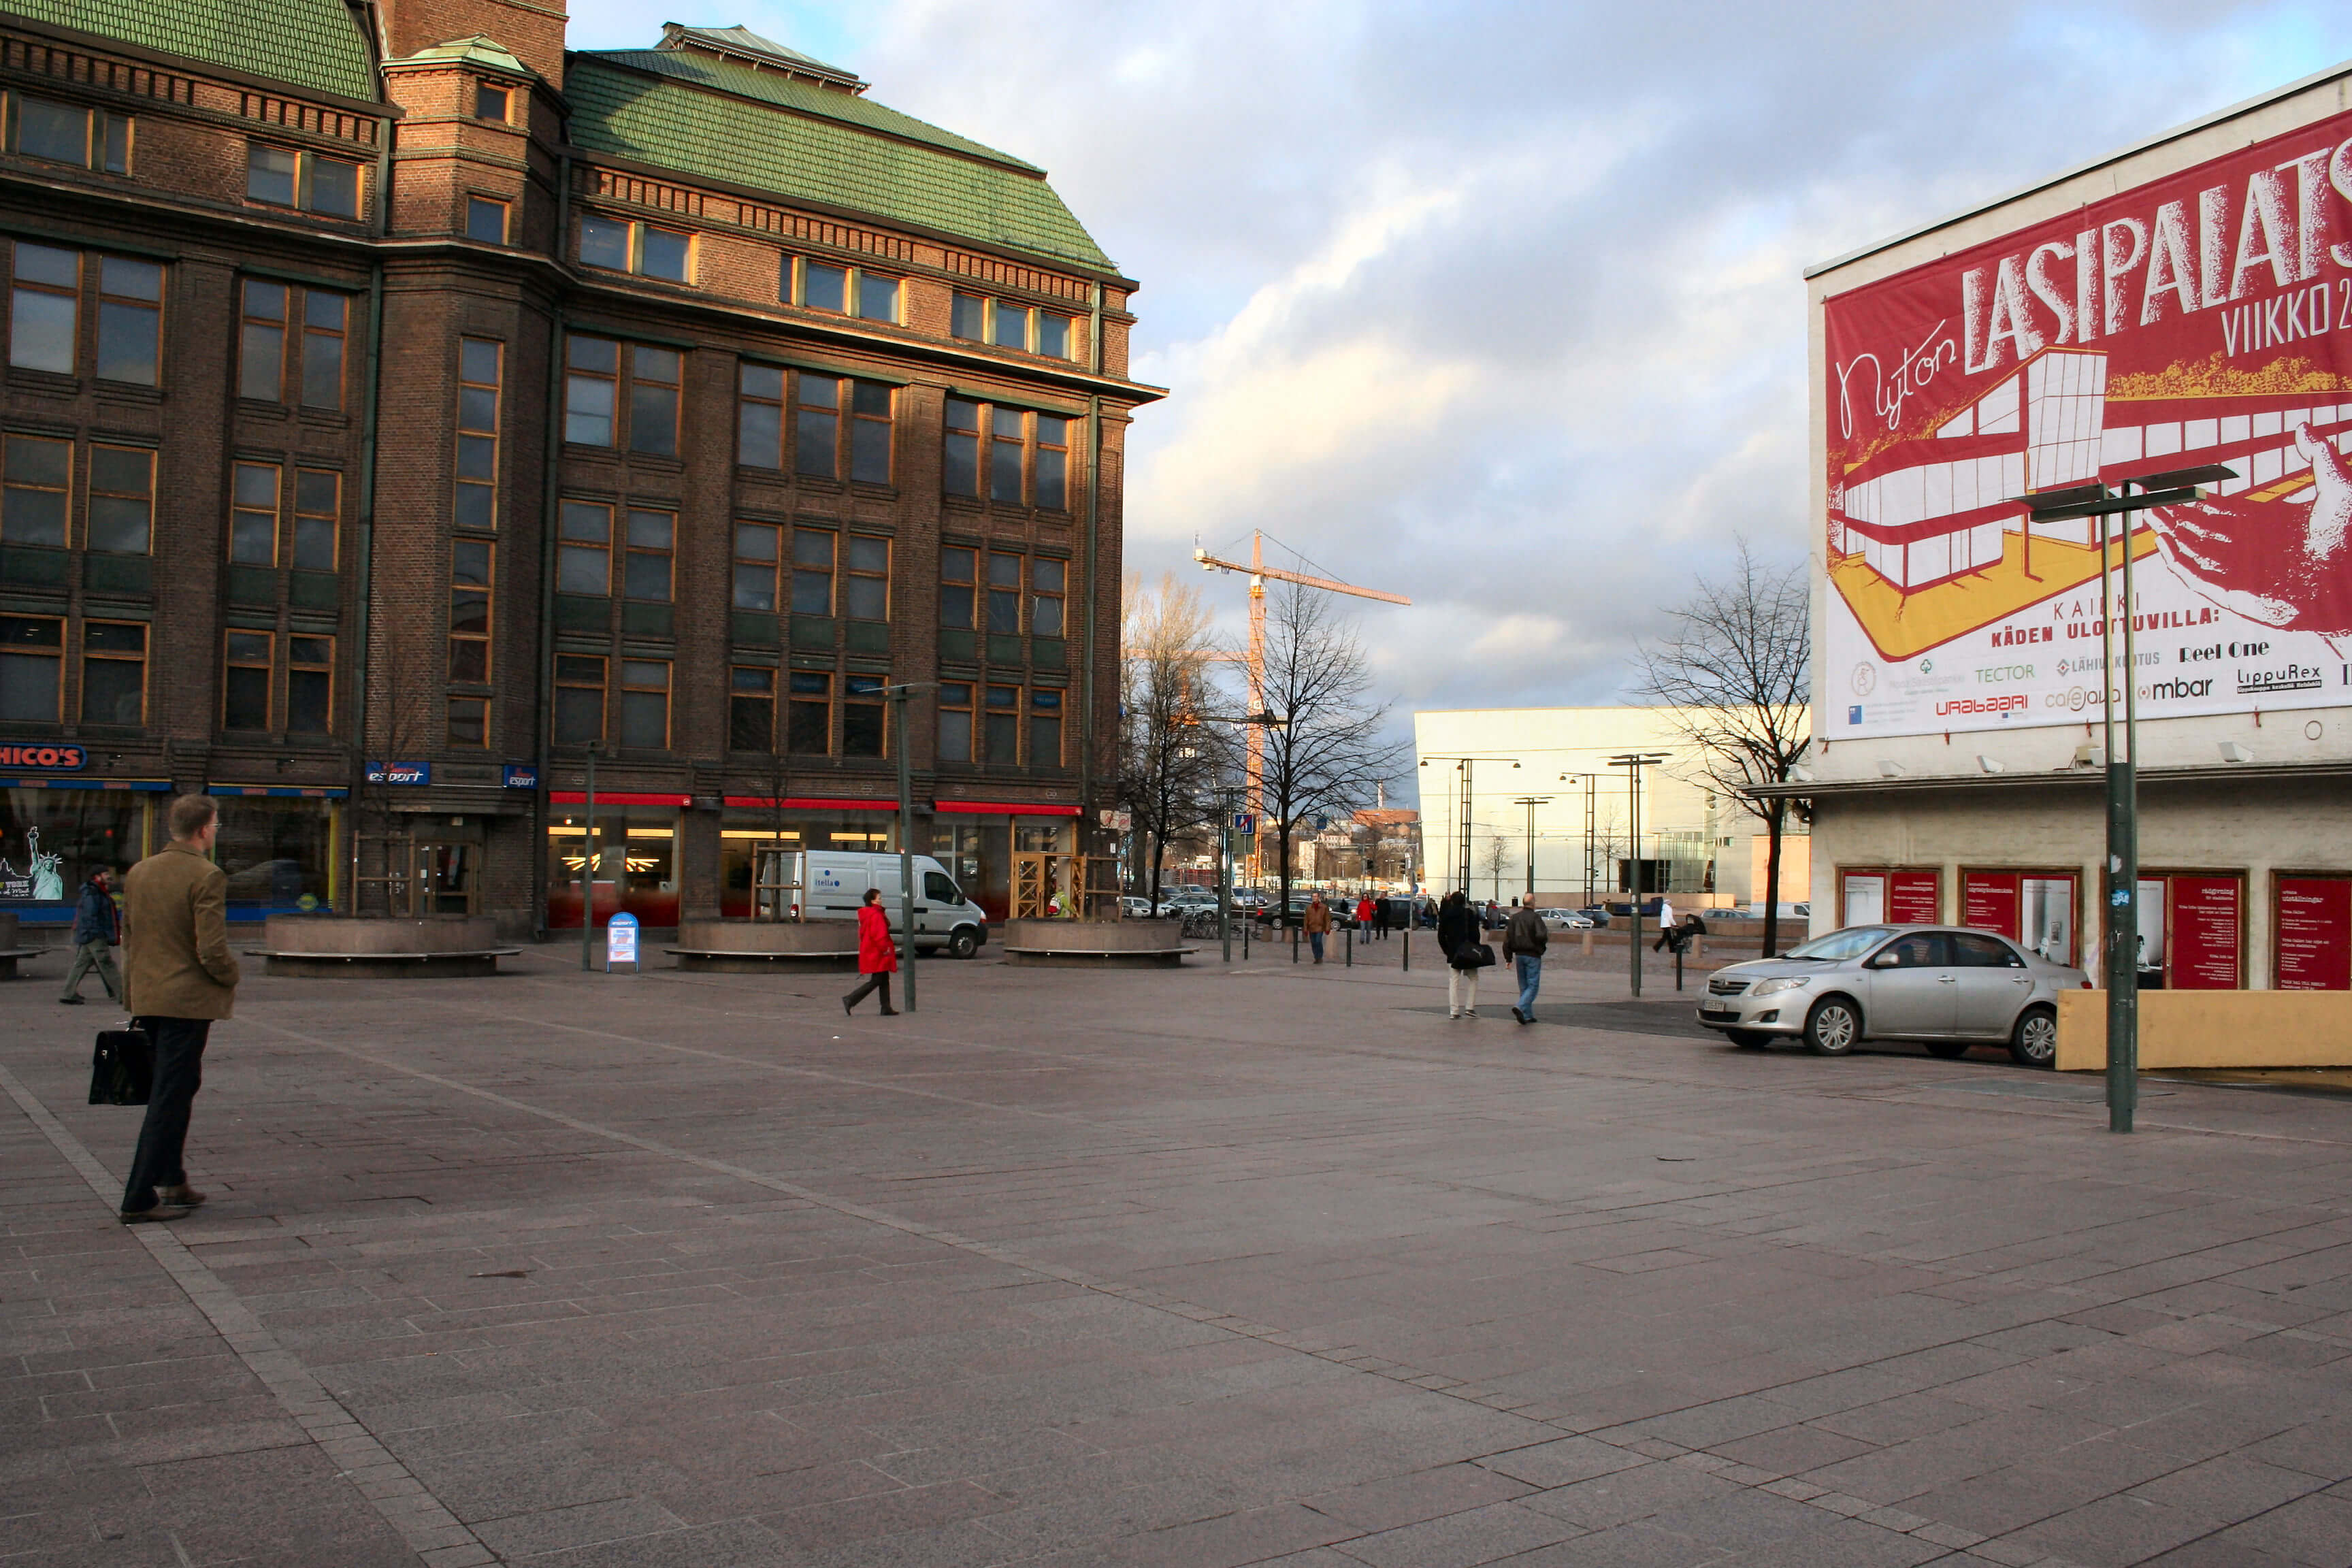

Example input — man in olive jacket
[119,794,238,1222]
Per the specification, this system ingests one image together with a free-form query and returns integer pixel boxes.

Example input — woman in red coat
[843,886,900,1015]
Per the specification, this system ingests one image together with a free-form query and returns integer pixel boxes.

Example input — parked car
[1120,896,1177,919]
[1577,905,1612,928]
[1540,909,1594,930]
[1695,924,2088,1065]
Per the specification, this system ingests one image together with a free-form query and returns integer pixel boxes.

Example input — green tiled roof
[568,50,1114,273]
[4,0,378,102]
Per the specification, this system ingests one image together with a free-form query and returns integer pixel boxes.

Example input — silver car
[1695,924,2089,1066]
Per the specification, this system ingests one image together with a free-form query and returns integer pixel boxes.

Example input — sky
[566,0,2352,801]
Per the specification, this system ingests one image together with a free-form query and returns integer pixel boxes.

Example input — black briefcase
[89,1025,152,1106]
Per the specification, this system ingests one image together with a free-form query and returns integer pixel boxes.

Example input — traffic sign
[1232,813,1256,834]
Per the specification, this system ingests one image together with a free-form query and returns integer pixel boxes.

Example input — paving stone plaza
[10,945,2352,1567]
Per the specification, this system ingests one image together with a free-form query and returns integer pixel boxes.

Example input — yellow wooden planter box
[2057,989,2352,1071]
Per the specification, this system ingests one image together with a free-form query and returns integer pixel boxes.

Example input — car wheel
[2008,1004,2057,1068]
[947,928,979,960]
[1727,1029,1771,1049]
[1803,997,1861,1056]
[1923,1040,1971,1060]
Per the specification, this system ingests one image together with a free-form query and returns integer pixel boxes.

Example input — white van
[803,851,988,958]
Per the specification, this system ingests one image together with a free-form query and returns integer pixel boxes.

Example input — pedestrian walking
[57,866,123,1006]
[841,886,900,1015]
[118,794,238,1224]
[1503,896,1548,1025]
[1354,892,1376,938]
[1437,889,1483,1018]
[1652,897,1678,952]
[1304,894,1331,964]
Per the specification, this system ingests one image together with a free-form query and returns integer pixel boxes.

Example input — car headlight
[1750,977,1813,998]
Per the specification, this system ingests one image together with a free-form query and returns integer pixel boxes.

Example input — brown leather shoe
[155,1184,207,1207]
[120,1204,193,1224]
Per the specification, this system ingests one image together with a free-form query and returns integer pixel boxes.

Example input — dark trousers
[122,1017,208,1213]
[843,972,894,1013]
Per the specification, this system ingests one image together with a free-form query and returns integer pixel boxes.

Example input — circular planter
[256,915,514,978]
[668,919,860,973]
[998,918,1191,968]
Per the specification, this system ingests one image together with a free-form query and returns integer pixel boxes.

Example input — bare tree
[1256,583,1408,925]
[1635,537,1812,957]
[1118,574,1231,908]
[1482,833,1510,901]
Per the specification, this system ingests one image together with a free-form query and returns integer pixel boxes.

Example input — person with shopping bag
[1436,889,1489,1019]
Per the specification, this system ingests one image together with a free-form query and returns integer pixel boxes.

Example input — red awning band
[934,800,1081,817]
[548,791,691,806]
[722,796,898,811]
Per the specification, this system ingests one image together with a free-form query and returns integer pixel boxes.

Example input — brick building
[0,0,1155,939]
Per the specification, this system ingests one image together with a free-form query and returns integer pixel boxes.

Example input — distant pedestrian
[1354,893,1376,937]
[119,794,239,1224]
[57,866,123,1006]
[1304,894,1331,964]
[1503,898,1548,1025]
[842,887,899,1015]
[1652,898,1678,952]
[1438,890,1482,1019]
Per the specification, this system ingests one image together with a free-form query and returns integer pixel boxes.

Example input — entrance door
[414,843,477,915]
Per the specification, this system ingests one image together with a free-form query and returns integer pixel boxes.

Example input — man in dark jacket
[1502,898,1548,1024]
[57,866,122,1006]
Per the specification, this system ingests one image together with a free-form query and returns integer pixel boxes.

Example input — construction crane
[1193,529,1411,815]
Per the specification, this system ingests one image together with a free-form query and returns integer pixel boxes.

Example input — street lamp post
[881,683,937,1012]
[2018,463,2232,1133]
[1610,753,1667,998]
[1558,773,1599,908]
[578,741,600,971]
[1511,796,1552,902]
[1419,755,1520,896]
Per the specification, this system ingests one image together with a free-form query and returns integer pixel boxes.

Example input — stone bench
[998,919,1192,968]
[252,916,514,978]
[0,914,43,980]
[667,919,858,973]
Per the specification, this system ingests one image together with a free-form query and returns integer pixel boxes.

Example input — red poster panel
[2276,877,2352,991]
[1962,872,2019,938]
[2168,875,2243,990]
[1888,868,1940,925]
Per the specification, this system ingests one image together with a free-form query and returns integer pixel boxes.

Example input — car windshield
[1782,926,1893,962]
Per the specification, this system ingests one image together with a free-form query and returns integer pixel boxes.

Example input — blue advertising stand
[604,912,640,973]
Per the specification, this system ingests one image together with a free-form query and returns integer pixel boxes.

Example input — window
[1037,313,1071,359]
[628,345,679,456]
[843,674,885,757]
[1034,415,1070,510]
[845,535,888,621]
[733,521,779,611]
[301,289,346,409]
[293,470,338,570]
[465,196,507,244]
[10,241,77,373]
[1,434,67,545]
[944,399,980,496]
[81,621,144,725]
[0,616,61,721]
[1952,932,2025,968]
[856,274,899,323]
[14,96,128,172]
[951,293,985,341]
[791,528,834,615]
[986,551,1022,634]
[287,634,331,733]
[557,501,610,594]
[448,695,486,747]
[992,301,1028,350]
[619,659,669,748]
[938,681,972,762]
[578,214,690,281]
[849,380,892,484]
[795,374,837,478]
[940,546,975,630]
[1030,688,1063,767]
[229,462,278,565]
[800,261,845,312]
[95,256,161,385]
[990,407,1025,504]
[222,630,272,731]
[787,671,830,752]
[553,653,604,744]
[449,538,491,682]
[246,143,361,217]
[474,82,510,122]
[238,280,286,400]
[455,338,500,527]
[983,683,1019,762]
[564,335,617,445]
[623,509,673,601]
[729,666,774,751]
[87,445,153,554]
[1032,556,1066,636]
[738,363,783,468]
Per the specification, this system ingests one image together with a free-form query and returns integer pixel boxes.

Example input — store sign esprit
[365,761,431,785]
[0,742,86,770]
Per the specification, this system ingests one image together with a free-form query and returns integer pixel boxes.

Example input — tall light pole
[578,741,600,971]
[1510,796,1552,902]
[881,683,937,1012]
[1419,755,1520,895]
[1558,772,1599,906]
[1610,753,1667,997]
[2019,463,2232,1132]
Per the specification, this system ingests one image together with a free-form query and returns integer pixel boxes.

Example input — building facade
[1804,61,2352,989]
[0,0,1154,938]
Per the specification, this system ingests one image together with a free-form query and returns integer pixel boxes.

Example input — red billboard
[2166,875,2244,990]
[2276,875,2352,989]
[1823,112,2352,741]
